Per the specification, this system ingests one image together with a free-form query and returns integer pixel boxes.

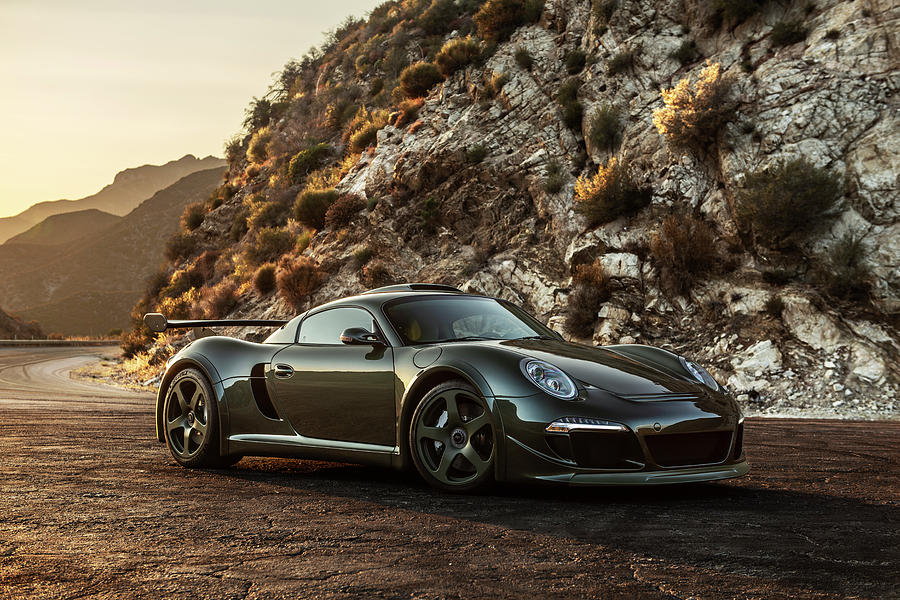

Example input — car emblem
[653,422,661,432]
[450,427,467,449]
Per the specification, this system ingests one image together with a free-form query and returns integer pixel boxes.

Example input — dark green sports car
[144,283,748,492]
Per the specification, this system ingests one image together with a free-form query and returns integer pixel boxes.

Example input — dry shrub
[435,36,482,77]
[349,123,380,153]
[588,104,621,153]
[514,46,534,70]
[253,263,277,295]
[474,0,544,43]
[392,98,424,128]
[574,157,651,227]
[650,214,717,297]
[294,188,338,229]
[557,78,583,130]
[181,202,205,231]
[652,62,735,151]
[399,62,443,98]
[324,194,365,229]
[408,119,426,134]
[277,256,321,309]
[194,250,220,282]
[361,260,393,288]
[200,281,237,319]
[735,158,842,248]
[564,262,610,338]
[817,233,870,301]
[343,107,389,151]
[247,192,291,229]
[771,19,807,46]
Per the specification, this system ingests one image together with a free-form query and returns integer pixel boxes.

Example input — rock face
[142,0,898,419]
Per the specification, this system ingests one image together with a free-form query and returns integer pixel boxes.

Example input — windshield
[383,295,559,345]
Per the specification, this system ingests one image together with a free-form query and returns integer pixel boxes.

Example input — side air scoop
[143,313,288,333]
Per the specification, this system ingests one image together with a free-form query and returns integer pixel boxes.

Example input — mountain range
[0,160,225,335]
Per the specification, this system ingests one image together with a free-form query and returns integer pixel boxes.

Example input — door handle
[273,364,294,379]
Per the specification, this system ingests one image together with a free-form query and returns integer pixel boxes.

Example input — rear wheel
[409,380,495,493]
[163,368,238,468]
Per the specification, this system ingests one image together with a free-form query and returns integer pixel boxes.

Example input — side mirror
[340,327,384,346]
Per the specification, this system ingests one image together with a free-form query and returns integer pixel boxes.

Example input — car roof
[313,287,483,314]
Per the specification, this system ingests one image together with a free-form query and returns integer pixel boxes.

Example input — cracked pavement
[1,347,898,599]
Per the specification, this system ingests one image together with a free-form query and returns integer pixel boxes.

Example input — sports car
[144,283,748,492]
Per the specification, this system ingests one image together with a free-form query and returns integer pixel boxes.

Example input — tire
[162,368,236,468]
[409,379,495,493]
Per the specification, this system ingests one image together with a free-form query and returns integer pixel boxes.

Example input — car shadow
[216,458,899,598]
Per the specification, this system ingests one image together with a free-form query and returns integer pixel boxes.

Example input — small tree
[735,158,843,248]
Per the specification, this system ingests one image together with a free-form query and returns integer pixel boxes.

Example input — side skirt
[228,433,399,468]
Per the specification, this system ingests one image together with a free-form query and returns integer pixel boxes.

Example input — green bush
[544,159,565,193]
[435,37,482,77]
[649,214,717,297]
[353,246,374,267]
[294,188,338,229]
[514,46,534,70]
[247,193,290,230]
[421,0,460,35]
[670,40,699,65]
[253,263,277,295]
[735,158,843,248]
[574,157,651,227]
[466,144,488,164]
[399,62,444,98]
[606,50,634,75]
[287,143,331,184]
[229,208,249,242]
[246,227,295,264]
[819,234,870,300]
[181,202,205,231]
[588,104,621,152]
[713,0,764,25]
[565,50,587,74]
[771,20,807,46]
[474,0,544,43]
[164,232,197,263]
[369,78,384,97]
[349,123,380,153]
[557,78,583,130]
[652,62,735,151]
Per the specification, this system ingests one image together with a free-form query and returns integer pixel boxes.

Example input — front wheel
[162,367,235,468]
[409,380,495,493]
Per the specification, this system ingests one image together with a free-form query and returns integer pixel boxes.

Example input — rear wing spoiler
[143,313,288,333]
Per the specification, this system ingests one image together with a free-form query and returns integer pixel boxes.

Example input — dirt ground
[1,347,898,599]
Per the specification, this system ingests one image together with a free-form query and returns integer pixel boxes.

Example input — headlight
[521,359,578,399]
[679,356,719,391]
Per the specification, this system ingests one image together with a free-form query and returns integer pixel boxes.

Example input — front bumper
[496,387,748,485]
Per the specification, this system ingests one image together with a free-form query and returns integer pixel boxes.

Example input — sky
[0,0,383,218]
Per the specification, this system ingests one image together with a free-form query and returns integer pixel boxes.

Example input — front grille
[562,430,644,469]
[645,431,732,467]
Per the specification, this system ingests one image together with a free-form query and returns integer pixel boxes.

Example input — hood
[495,339,702,398]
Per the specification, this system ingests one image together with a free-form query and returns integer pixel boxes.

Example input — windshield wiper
[515,335,557,340]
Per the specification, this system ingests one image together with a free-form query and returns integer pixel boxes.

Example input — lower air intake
[645,431,732,467]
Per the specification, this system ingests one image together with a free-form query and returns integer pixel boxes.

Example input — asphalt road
[0,347,897,599]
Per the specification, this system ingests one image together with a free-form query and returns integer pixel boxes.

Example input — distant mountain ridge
[0,167,226,335]
[6,209,122,246]
[0,154,225,244]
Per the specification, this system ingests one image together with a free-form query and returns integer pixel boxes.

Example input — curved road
[0,347,897,599]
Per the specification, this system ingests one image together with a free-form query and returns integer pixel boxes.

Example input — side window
[298,307,375,345]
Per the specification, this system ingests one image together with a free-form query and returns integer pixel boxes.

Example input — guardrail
[0,340,120,347]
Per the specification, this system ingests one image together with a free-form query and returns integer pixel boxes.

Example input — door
[268,306,396,446]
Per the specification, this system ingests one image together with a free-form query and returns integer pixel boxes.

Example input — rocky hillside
[0,154,225,244]
[125,0,899,419]
[0,306,43,340]
[0,168,225,335]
